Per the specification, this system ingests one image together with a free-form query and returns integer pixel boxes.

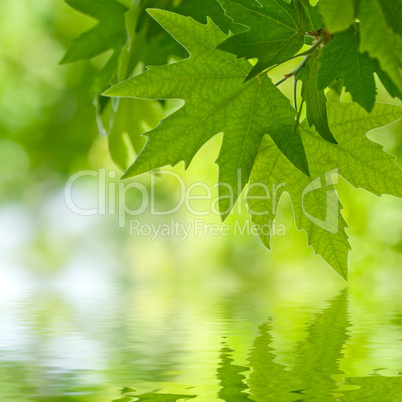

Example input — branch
[261,37,325,80]
[275,55,309,87]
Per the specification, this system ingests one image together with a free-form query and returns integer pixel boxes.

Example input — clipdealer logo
[64,168,339,239]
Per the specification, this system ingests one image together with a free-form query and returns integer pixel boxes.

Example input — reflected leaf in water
[118,289,402,401]
[132,393,197,401]
[340,306,402,400]
[0,361,37,401]
[341,376,402,400]
[120,388,197,401]
[290,289,350,400]
[245,289,402,400]
[248,290,350,401]
[392,314,402,327]
[217,342,251,401]
[248,320,289,401]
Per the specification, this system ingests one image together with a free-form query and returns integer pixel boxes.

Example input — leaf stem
[294,99,305,134]
[261,37,325,80]
[293,75,298,109]
[275,55,309,87]
[274,76,288,86]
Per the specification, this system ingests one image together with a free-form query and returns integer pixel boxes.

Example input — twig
[275,74,291,86]
[294,99,305,135]
[259,37,325,80]
[275,55,309,87]
[293,75,298,109]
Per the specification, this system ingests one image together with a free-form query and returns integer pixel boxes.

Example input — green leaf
[319,0,356,33]
[118,0,241,79]
[298,50,337,143]
[217,0,305,80]
[61,0,129,117]
[117,0,184,82]
[176,0,243,34]
[103,0,240,171]
[108,99,165,170]
[61,0,128,64]
[370,57,402,101]
[358,0,402,92]
[324,92,402,199]
[317,26,377,112]
[248,134,350,279]
[376,0,402,37]
[105,9,309,218]
[300,2,324,33]
[247,91,402,279]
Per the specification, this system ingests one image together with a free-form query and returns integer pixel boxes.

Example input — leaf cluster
[63,0,402,279]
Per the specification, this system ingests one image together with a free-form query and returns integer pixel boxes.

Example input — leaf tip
[146,7,169,22]
[59,51,74,66]
[102,87,115,98]
[102,81,128,97]
[299,160,310,177]
[220,212,230,223]
[337,268,349,282]
[120,169,134,181]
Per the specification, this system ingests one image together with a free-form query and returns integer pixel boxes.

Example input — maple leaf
[317,26,377,112]
[369,57,402,101]
[60,0,129,117]
[217,0,306,81]
[105,9,309,218]
[299,1,323,33]
[117,0,184,80]
[358,0,402,92]
[318,0,355,33]
[108,99,165,170]
[176,0,242,34]
[64,0,239,171]
[375,0,402,37]
[107,0,244,170]
[120,0,241,78]
[298,50,336,143]
[247,89,402,279]
[61,0,128,64]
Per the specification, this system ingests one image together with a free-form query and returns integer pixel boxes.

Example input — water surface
[1,284,402,401]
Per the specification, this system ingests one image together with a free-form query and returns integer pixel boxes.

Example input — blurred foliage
[0,0,100,201]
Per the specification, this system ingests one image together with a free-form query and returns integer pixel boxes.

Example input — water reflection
[247,290,349,401]
[341,376,402,400]
[217,342,249,401]
[119,389,197,401]
[2,287,402,401]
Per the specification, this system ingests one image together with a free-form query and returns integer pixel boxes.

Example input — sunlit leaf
[217,0,305,80]
[358,0,402,92]
[247,91,402,278]
[319,0,355,33]
[105,10,309,218]
[317,26,377,112]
